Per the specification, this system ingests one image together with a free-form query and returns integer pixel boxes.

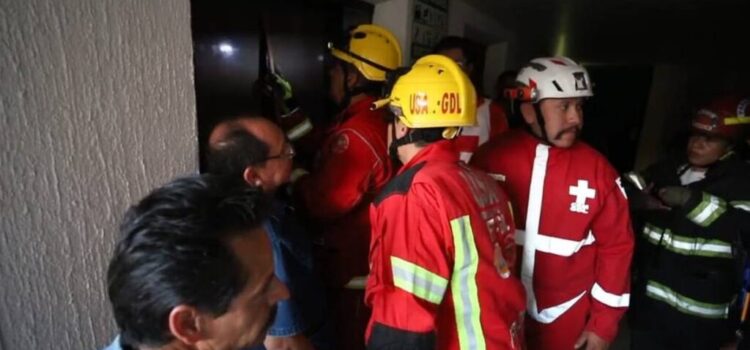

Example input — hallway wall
[0,0,197,348]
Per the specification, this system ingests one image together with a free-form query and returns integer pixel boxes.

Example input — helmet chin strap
[337,63,371,112]
[533,103,553,145]
[388,124,454,166]
[508,97,552,145]
[519,102,552,145]
[721,148,735,160]
[388,123,415,166]
[687,147,734,170]
[338,64,354,111]
[339,65,350,110]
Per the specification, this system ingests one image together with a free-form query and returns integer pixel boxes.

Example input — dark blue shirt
[247,200,330,350]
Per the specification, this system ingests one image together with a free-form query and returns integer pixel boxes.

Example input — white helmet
[510,57,593,103]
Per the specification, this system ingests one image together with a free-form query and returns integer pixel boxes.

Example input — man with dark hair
[207,116,330,350]
[432,36,479,73]
[103,174,289,350]
[433,36,509,161]
[207,127,271,182]
[494,69,523,129]
[625,95,750,349]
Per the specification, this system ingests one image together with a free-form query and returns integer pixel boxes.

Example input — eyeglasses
[264,141,295,161]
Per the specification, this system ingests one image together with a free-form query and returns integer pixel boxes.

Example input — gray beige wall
[0,1,197,349]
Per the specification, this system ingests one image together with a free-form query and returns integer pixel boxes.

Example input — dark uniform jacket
[626,152,750,347]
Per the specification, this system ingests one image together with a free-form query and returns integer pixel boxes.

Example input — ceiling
[462,0,750,64]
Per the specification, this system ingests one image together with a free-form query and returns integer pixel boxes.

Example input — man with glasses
[208,116,330,350]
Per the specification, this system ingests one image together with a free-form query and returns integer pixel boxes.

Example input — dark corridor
[191,1,373,170]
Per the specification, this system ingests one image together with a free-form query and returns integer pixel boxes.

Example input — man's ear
[168,305,206,345]
[394,119,409,139]
[346,69,361,90]
[520,102,537,125]
[243,167,262,187]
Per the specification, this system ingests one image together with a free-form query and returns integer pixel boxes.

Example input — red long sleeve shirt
[471,130,634,345]
[294,96,392,287]
[367,140,526,350]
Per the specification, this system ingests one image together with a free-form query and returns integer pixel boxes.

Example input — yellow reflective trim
[686,192,727,227]
[450,215,486,350]
[646,280,730,319]
[730,201,750,212]
[390,256,448,304]
[642,224,733,258]
[724,116,750,125]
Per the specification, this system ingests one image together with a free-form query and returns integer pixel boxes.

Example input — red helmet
[691,95,750,142]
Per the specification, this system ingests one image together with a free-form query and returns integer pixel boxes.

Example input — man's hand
[269,72,298,116]
[574,331,609,350]
[271,73,294,102]
[263,334,315,350]
[658,186,693,208]
[255,71,299,117]
[257,71,293,99]
[629,183,670,211]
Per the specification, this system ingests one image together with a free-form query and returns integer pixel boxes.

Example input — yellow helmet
[328,24,402,82]
[374,54,476,138]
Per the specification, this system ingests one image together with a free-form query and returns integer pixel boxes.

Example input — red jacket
[366,140,526,350]
[454,97,510,162]
[471,130,634,344]
[294,96,392,288]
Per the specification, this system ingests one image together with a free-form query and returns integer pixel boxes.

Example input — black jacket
[625,152,750,346]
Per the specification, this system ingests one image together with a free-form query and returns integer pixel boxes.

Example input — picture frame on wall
[411,0,448,62]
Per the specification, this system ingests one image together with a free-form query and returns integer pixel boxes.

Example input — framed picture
[411,0,448,62]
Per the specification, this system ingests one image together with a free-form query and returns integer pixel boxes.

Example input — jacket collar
[398,139,458,174]
[336,95,377,124]
[696,150,741,181]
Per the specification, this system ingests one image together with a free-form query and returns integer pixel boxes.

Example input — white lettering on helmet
[738,99,749,117]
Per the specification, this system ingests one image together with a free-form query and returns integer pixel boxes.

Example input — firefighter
[470,57,634,350]
[366,54,526,349]
[625,96,750,349]
[433,36,510,161]
[289,24,402,350]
